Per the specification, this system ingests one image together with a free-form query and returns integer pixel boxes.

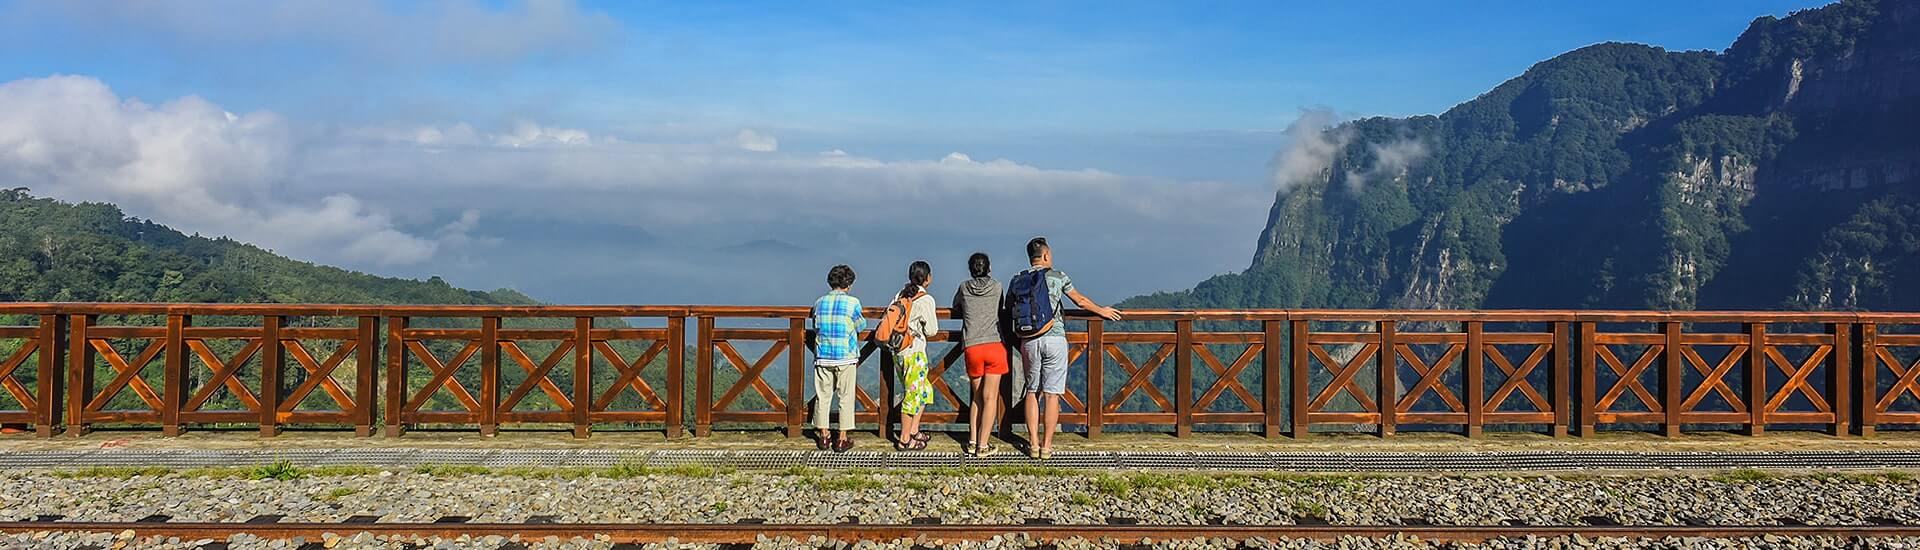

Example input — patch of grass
[50,466,172,479]
[413,464,491,476]
[249,460,305,481]
[494,467,597,479]
[322,487,359,500]
[1711,468,1776,483]
[927,465,1076,477]
[307,465,385,477]
[775,465,822,478]
[710,501,729,513]
[903,480,933,491]
[1068,493,1095,506]
[815,473,884,491]
[1294,501,1328,520]
[958,492,1015,513]
[600,462,733,479]
[1092,472,1243,497]
[603,462,651,479]
[728,476,752,488]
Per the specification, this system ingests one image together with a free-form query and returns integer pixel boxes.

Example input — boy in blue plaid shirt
[810,265,865,452]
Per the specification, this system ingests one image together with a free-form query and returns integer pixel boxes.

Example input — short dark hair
[967,252,991,278]
[826,265,855,289]
[1026,237,1049,261]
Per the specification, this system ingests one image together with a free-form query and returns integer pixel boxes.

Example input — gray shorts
[1020,335,1069,395]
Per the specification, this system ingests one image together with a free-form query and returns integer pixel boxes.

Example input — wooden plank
[1485,333,1555,345]
[1678,333,1748,345]
[0,327,37,339]
[400,329,482,340]
[1191,332,1264,345]
[1861,323,1878,437]
[1307,412,1382,424]
[179,327,264,339]
[712,329,786,340]
[496,329,574,340]
[1484,412,1557,423]
[280,327,357,339]
[480,318,500,436]
[1833,322,1852,437]
[1307,332,1378,344]
[1577,322,1596,437]
[592,328,670,340]
[1188,413,1267,424]
[1594,333,1664,345]
[1395,333,1465,345]
[66,315,92,436]
[355,317,378,437]
[38,315,63,437]
[1378,321,1396,437]
[1396,412,1468,424]
[85,327,167,339]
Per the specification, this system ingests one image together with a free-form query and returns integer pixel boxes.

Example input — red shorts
[964,342,1010,378]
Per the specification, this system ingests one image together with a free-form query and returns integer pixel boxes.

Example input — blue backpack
[1008,268,1057,339]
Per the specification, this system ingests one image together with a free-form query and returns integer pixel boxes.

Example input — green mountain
[1126,0,1918,312]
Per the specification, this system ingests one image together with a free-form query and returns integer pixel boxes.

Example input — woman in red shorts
[953,252,1010,457]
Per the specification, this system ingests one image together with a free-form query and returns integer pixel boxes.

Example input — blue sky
[0,0,1832,305]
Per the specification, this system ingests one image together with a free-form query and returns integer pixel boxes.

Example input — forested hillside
[1126,0,1918,312]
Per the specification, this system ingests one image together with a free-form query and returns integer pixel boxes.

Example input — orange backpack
[873,292,922,352]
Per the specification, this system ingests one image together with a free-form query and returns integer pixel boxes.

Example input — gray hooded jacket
[951,277,1006,348]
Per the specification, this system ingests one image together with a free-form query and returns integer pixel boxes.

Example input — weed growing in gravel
[323,487,359,500]
[495,467,597,479]
[903,480,933,491]
[1295,501,1329,520]
[249,460,305,481]
[51,466,172,479]
[1092,472,1244,497]
[728,476,752,488]
[414,464,491,476]
[957,492,1015,514]
[926,465,1076,477]
[1711,469,1777,483]
[710,502,729,513]
[1068,493,1094,506]
[600,462,732,479]
[775,466,822,478]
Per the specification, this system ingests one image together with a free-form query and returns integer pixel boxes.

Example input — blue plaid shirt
[811,290,866,365]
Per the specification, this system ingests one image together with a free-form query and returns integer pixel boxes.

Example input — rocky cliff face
[1126,0,1917,312]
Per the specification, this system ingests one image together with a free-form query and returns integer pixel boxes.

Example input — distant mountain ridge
[1125,0,1919,312]
[0,188,534,307]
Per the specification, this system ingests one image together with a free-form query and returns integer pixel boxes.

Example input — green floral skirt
[897,350,933,416]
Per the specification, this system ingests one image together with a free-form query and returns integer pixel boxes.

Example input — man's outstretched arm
[1066,289,1123,321]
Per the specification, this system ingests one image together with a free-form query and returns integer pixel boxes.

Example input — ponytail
[900,260,931,299]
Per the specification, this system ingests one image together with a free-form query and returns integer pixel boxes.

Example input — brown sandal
[912,432,932,444]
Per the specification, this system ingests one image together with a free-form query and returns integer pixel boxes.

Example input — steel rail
[3,521,1920,544]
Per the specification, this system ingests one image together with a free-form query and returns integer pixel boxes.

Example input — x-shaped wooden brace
[1394,343,1463,414]
[713,340,786,411]
[591,340,666,411]
[1193,344,1263,413]
[1485,343,1552,412]
[1054,343,1087,413]
[1595,344,1663,413]
[1307,343,1379,413]
[281,340,358,412]
[499,340,575,412]
[928,345,967,412]
[0,341,40,411]
[1763,345,1832,413]
[183,338,264,412]
[1102,343,1174,414]
[86,339,165,412]
[1875,347,1920,412]
[1678,344,1749,413]
[403,339,482,413]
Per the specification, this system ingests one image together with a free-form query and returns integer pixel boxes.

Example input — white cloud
[0,75,448,266]
[24,0,619,65]
[1268,108,1353,194]
[732,129,779,153]
[0,74,1271,303]
[1344,138,1431,190]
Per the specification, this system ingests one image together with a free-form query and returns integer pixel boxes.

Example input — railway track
[5,518,1920,545]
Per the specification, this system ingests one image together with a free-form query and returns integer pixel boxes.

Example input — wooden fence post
[1832,321,1852,437]
[1086,319,1104,439]
[1663,321,1682,438]
[1290,319,1309,438]
[786,317,805,438]
[1577,321,1596,437]
[384,316,407,437]
[162,314,188,436]
[1859,322,1877,437]
[1174,319,1194,437]
[1465,320,1484,438]
[573,317,592,439]
[259,315,283,437]
[479,317,500,436]
[356,316,377,437]
[1747,322,1767,436]
[695,316,714,437]
[1263,319,1283,439]
[1378,320,1396,437]
[37,314,64,437]
[66,314,92,437]
[667,315,685,439]
[1551,321,1570,438]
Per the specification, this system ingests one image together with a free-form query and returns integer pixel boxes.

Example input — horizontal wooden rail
[0,303,1917,439]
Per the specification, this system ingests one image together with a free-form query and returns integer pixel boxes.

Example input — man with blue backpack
[1008,236,1123,460]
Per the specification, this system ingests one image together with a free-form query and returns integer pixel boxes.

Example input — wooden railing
[0,304,1916,439]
